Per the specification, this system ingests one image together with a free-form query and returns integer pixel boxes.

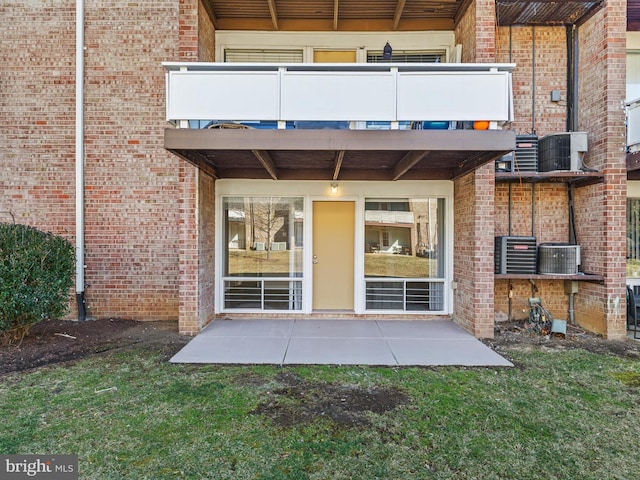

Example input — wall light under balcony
[330,183,339,194]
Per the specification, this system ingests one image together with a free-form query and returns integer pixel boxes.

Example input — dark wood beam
[165,128,516,153]
[392,150,430,180]
[267,0,279,30]
[214,17,454,32]
[393,0,407,30]
[251,149,279,179]
[202,0,219,30]
[332,150,345,180]
[454,151,507,179]
[169,149,219,179]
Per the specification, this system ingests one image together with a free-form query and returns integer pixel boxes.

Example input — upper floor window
[367,50,446,63]
[224,49,304,63]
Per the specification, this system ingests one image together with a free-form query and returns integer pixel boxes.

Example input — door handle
[313,255,318,264]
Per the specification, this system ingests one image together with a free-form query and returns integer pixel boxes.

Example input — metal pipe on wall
[532,26,536,134]
[75,0,86,321]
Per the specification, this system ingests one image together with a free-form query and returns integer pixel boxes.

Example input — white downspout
[75,0,86,320]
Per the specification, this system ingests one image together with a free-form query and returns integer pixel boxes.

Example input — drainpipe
[75,0,86,321]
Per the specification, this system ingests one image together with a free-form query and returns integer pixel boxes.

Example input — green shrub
[0,223,75,342]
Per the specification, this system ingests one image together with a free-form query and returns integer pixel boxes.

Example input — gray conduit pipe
[75,0,86,320]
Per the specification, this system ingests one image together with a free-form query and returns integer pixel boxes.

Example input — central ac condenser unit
[537,244,581,275]
[495,236,537,274]
[538,132,588,172]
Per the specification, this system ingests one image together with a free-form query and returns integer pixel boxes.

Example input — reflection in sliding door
[364,197,446,312]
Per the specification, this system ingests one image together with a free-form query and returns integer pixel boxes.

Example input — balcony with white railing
[163,62,514,129]
[628,98,640,154]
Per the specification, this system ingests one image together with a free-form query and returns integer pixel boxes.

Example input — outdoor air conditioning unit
[537,244,581,275]
[495,134,538,173]
[495,236,537,274]
[538,132,588,172]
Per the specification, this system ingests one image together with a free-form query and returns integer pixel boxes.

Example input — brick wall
[81,1,186,321]
[1,1,76,236]
[0,1,208,324]
[198,0,216,62]
[454,0,476,63]
[452,0,497,338]
[198,172,216,331]
[496,26,568,136]
[453,164,495,338]
[574,1,627,338]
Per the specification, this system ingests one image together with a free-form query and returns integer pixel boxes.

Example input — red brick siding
[454,0,496,63]
[452,0,497,338]
[179,165,198,334]
[574,2,627,338]
[197,172,216,331]
[198,1,216,62]
[453,164,495,338]
[0,2,76,236]
[454,1,476,63]
[80,1,188,321]
[496,26,568,136]
[1,1,206,323]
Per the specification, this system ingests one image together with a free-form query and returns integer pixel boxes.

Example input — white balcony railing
[628,97,640,153]
[164,62,514,128]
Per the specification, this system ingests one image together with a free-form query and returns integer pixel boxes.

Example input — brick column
[452,0,497,337]
[574,1,627,339]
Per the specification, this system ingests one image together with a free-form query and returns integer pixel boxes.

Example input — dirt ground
[0,318,190,376]
[1,318,640,377]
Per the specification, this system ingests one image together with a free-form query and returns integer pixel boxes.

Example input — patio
[170,319,513,367]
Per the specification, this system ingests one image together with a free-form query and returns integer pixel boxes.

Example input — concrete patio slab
[169,335,289,364]
[170,319,513,367]
[377,319,468,339]
[197,318,295,337]
[291,319,383,338]
[387,338,514,367]
[285,337,397,365]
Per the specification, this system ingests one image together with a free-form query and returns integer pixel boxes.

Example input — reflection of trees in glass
[224,197,304,278]
[250,197,282,259]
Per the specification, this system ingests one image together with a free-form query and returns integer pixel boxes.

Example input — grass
[1,347,640,479]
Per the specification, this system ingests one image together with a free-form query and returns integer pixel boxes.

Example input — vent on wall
[495,236,537,274]
[538,132,588,172]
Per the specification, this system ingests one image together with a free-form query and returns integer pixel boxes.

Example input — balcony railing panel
[164,62,515,126]
[397,71,511,122]
[280,71,397,121]
[628,97,640,153]
[167,71,281,121]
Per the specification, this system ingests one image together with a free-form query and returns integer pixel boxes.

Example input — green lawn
[2,346,640,479]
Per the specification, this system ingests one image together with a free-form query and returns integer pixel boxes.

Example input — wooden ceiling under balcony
[203,1,606,31]
[205,0,465,31]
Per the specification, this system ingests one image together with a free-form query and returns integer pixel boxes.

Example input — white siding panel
[167,71,280,121]
[280,71,396,121]
[396,71,511,121]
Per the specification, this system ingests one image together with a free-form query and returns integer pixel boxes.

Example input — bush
[0,223,75,342]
